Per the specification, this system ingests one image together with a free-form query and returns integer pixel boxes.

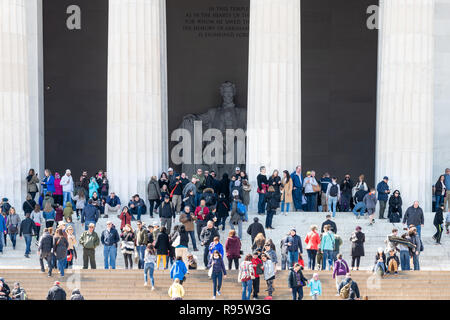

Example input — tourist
[187,253,198,270]
[304,225,320,270]
[193,169,206,205]
[337,273,360,300]
[173,225,189,264]
[319,173,332,212]
[252,232,266,252]
[19,212,36,258]
[26,169,40,200]
[398,233,411,271]
[70,288,84,300]
[168,278,185,300]
[46,281,66,300]
[81,199,100,231]
[354,174,368,193]
[79,171,90,199]
[63,202,74,222]
[350,226,365,271]
[72,189,86,220]
[41,169,55,195]
[435,175,447,211]
[79,223,100,269]
[207,250,227,299]
[120,224,135,269]
[279,234,289,270]
[101,221,120,269]
[373,247,386,276]
[38,228,53,276]
[280,170,293,215]
[307,273,322,300]
[194,199,210,240]
[6,207,20,249]
[1,209,8,248]
[333,232,343,262]
[148,176,162,217]
[403,201,425,237]
[54,204,64,227]
[170,256,188,285]
[136,220,149,268]
[325,177,340,217]
[320,225,335,270]
[291,165,303,212]
[407,226,422,270]
[22,193,36,215]
[215,193,229,231]
[11,282,27,300]
[179,206,198,251]
[384,228,399,253]
[340,174,354,212]
[247,217,265,244]
[60,169,74,208]
[229,191,244,238]
[238,254,254,300]
[53,228,69,276]
[303,171,319,212]
[1,198,11,214]
[376,176,390,219]
[268,170,282,200]
[0,209,5,253]
[285,228,302,268]
[332,254,349,295]
[321,214,337,233]
[170,174,183,215]
[144,243,157,289]
[264,186,278,230]
[225,230,241,270]
[53,173,63,206]
[288,262,308,300]
[352,186,368,219]
[263,242,277,268]
[200,220,219,268]
[66,225,77,268]
[241,180,251,222]
[363,188,377,225]
[155,226,170,270]
[386,249,400,274]
[261,253,275,298]
[445,168,450,211]
[31,204,43,241]
[119,206,132,232]
[104,192,121,218]
[433,204,444,244]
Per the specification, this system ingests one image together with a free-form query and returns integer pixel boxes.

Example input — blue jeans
[84,221,96,231]
[400,250,410,270]
[416,225,422,238]
[281,201,290,213]
[413,254,420,270]
[63,192,72,208]
[57,258,67,276]
[9,233,17,248]
[322,249,333,270]
[0,233,3,252]
[258,193,266,213]
[241,280,252,300]
[24,234,32,255]
[136,206,146,221]
[375,261,386,274]
[307,249,317,270]
[288,251,299,268]
[136,245,146,269]
[292,286,303,300]
[328,196,338,217]
[188,231,197,250]
[352,202,366,217]
[211,272,223,296]
[103,245,117,269]
[436,195,444,210]
[230,220,243,239]
[292,188,302,211]
[144,262,155,286]
[265,210,274,228]
[306,193,317,212]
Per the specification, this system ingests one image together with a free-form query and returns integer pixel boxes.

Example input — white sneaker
[212,296,216,300]
[217,291,221,296]
[144,282,148,286]
[151,286,155,291]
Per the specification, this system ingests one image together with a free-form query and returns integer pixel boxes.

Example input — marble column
[0,0,32,208]
[107,0,168,202]
[246,0,302,210]
[433,0,450,180]
[376,0,434,211]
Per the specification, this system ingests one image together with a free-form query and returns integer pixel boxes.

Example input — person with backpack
[350,226,365,271]
[332,253,349,295]
[338,273,360,300]
[288,263,308,300]
[363,188,377,225]
[320,225,335,270]
[388,190,403,223]
[70,288,84,300]
[326,177,340,217]
[264,186,279,230]
[229,191,245,239]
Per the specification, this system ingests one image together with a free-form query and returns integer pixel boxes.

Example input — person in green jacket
[79,223,100,269]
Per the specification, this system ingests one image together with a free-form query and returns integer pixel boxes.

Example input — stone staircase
[1,269,449,300]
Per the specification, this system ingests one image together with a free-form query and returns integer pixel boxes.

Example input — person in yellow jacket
[168,278,185,300]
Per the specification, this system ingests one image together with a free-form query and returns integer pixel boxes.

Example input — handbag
[171,234,180,247]
[208,266,213,277]
[312,184,321,193]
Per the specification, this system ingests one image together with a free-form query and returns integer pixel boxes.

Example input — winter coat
[377,180,390,201]
[19,218,36,236]
[148,179,161,200]
[43,175,56,193]
[101,227,120,247]
[38,232,53,254]
[63,202,74,220]
[70,289,84,300]
[53,236,69,260]
[264,191,279,210]
[120,231,135,255]
[42,196,55,210]
[136,228,149,246]
[43,210,55,222]
[216,199,229,219]
[229,199,243,225]
[288,269,308,288]
[320,231,335,251]
[263,260,276,280]
[403,206,424,226]
[155,232,170,255]
[60,175,74,193]
[72,195,86,210]
[200,226,219,247]
[207,256,227,275]
[159,201,175,219]
[79,231,100,249]
[281,177,293,203]
[247,222,265,242]
[363,193,377,209]
[350,231,365,257]
[242,184,251,206]
[333,259,349,278]
[119,210,132,230]
[307,279,322,296]
[22,199,36,215]
[321,220,337,233]
[81,204,99,224]
[46,285,66,300]
[179,212,195,232]
[285,234,303,253]
[225,236,241,259]
[434,207,444,226]
[26,174,40,193]
[305,231,320,250]
[6,214,21,234]
[54,177,63,195]
[170,260,187,281]
[388,192,402,209]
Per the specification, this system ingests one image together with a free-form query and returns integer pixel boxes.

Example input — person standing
[350,226,365,271]
[229,192,244,238]
[66,225,77,268]
[319,173,332,212]
[38,228,53,276]
[19,212,36,258]
[6,208,21,250]
[264,186,278,230]
[257,166,269,214]
[46,281,66,300]
[159,195,175,233]
[332,254,349,295]
[0,209,5,254]
[53,173,64,206]
[31,204,43,242]
[288,263,308,300]
[41,169,55,196]
[120,225,136,269]
[285,229,302,268]
[303,171,319,212]
[168,278,185,300]
[340,174,354,212]
[170,174,183,215]
[53,229,69,277]
[388,190,403,223]
[81,199,100,231]
[101,221,120,269]
[363,188,377,225]
[200,221,220,268]
[444,168,450,211]
[435,175,447,211]
[320,225,335,270]
[148,176,162,217]
[247,217,265,244]
[291,165,303,212]
[238,254,254,300]
[407,227,422,270]
[280,170,293,215]
[376,176,390,219]
[207,250,227,299]
[26,169,40,200]
[403,201,425,237]
[326,177,340,217]
[155,227,170,270]
[433,204,444,245]
[194,199,210,240]
[136,221,149,269]
[79,223,100,269]
[261,253,275,298]
[179,206,198,251]
[304,225,320,270]
[22,194,36,216]
[225,230,241,270]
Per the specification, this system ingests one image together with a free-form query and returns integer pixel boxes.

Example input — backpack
[329,184,338,197]
[236,201,246,216]
[339,280,352,299]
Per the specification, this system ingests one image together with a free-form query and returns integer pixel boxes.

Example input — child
[385,249,400,274]
[55,204,64,226]
[168,278,185,300]
[160,184,169,201]
[363,188,377,225]
[307,273,322,300]
[298,253,305,269]
[261,253,275,298]
[187,253,198,270]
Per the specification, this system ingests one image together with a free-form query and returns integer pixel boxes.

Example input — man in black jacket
[19,212,36,258]
[46,281,66,300]
[321,215,337,234]
[200,221,219,268]
[38,228,53,276]
[159,195,175,233]
[247,217,265,243]
[81,199,100,230]
[403,201,424,237]
[101,221,120,269]
[338,273,360,300]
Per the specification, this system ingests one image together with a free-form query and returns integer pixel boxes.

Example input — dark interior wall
[43,0,108,178]
[301,0,379,186]
[166,0,250,171]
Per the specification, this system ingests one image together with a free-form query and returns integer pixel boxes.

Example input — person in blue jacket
[291,165,303,212]
[170,256,188,284]
[208,236,224,260]
[0,212,6,253]
[376,176,390,219]
[41,169,55,195]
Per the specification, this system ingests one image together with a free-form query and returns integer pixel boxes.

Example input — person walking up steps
[363,188,377,225]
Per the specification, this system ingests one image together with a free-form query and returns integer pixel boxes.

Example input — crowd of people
[0,165,448,300]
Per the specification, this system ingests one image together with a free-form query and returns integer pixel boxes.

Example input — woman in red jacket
[225,230,241,270]
[119,206,131,232]
[304,225,320,270]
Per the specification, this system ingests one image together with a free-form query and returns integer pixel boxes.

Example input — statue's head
[220,81,236,107]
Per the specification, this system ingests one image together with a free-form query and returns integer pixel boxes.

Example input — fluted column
[246,0,301,209]
[107,0,168,201]
[0,0,32,208]
[376,0,434,211]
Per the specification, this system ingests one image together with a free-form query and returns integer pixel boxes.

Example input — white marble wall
[433,0,450,180]
[376,0,435,211]
[107,0,168,201]
[246,0,302,209]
